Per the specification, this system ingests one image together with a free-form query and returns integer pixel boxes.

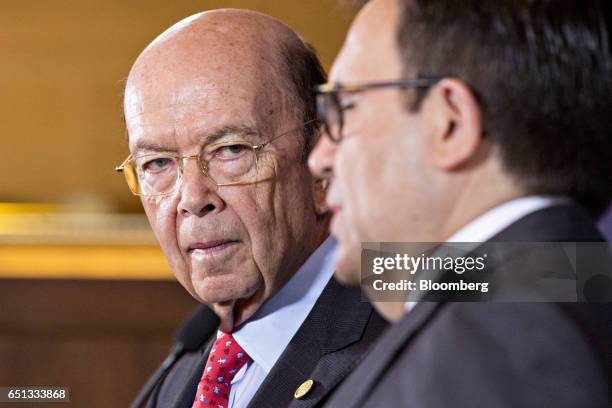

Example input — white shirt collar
[229,236,336,373]
[445,195,572,243]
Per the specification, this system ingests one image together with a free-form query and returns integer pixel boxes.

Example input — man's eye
[214,144,249,160]
[142,157,173,173]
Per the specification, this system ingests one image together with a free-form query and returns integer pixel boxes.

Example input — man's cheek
[149,197,176,235]
[140,198,181,264]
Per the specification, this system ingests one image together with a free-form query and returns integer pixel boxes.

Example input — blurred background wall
[0,1,357,407]
[0,0,356,213]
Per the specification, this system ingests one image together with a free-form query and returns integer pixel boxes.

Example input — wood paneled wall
[0,278,198,407]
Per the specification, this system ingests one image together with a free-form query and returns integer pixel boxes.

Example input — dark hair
[278,41,327,162]
[397,0,612,216]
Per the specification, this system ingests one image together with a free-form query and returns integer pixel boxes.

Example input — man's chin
[193,279,264,330]
[332,248,362,286]
[193,284,255,306]
[334,272,360,287]
[191,272,254,301]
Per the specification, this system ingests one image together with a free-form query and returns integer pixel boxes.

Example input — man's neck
[438,166,525,242]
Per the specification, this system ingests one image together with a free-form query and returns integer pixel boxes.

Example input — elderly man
[117,9,385,408]
[310,0,612,406]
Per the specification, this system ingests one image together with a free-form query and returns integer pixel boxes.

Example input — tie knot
[192,333,251,408]
[209,333,250,375]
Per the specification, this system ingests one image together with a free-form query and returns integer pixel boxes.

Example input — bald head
[125,9,325,156]
[127,10,295,111]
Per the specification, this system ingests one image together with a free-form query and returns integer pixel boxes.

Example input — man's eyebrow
[132,142,175,154]
[204,125,260,143]
[132,126,260,155]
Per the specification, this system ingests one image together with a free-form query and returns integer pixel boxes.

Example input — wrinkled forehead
[124,40,284,123]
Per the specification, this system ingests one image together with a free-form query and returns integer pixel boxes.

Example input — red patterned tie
[192,332,250,408]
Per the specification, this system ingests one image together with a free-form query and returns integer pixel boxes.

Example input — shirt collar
[446,195,572,243]
[229,236,336,373]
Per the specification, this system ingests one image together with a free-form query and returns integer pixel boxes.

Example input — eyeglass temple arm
[253,119,319,150]
[115,155,133,172]
[317,78,442,93]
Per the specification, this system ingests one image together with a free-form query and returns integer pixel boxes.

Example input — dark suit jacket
[147,277,387,408]
[325,204,612,408]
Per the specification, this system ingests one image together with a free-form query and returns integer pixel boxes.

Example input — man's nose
[177,157,224,217]
[308,136,337,179]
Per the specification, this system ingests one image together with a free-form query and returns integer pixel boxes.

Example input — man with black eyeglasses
[310,0,612,406]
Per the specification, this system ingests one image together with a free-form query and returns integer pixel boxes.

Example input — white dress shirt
[219,236,336,408]
[405,195,572,310]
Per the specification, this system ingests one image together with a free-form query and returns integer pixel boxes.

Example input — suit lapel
[327,302,442,408]
[247,278,381,408]
[248,319,323,407]
[172,336,216,408]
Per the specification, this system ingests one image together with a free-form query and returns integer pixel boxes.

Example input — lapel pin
[294,379,314,399]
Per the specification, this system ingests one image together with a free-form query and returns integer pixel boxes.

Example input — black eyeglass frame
[315,78,442,143]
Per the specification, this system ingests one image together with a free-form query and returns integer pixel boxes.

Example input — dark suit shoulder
[327,205,611,408]
[363,303,609,408]
[490,203,604,242]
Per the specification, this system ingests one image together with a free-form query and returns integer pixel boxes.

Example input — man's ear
[313,177,329,216]
[423,78,483,170]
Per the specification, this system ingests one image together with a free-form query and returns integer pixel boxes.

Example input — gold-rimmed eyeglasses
[315,78,442,143]
[115,119,318,196]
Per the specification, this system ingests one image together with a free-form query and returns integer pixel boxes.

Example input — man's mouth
[187,240,240,256]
